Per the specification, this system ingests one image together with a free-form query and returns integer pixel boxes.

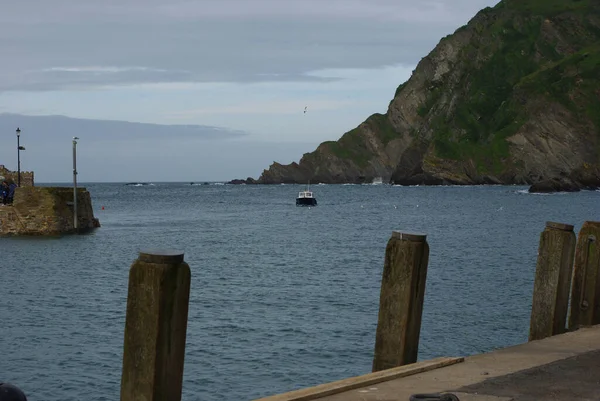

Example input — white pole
[73,137,79,231]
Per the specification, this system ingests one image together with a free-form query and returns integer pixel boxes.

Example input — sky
[0,0,498,182]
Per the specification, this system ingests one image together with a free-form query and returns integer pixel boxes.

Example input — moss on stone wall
[0,187,100,236]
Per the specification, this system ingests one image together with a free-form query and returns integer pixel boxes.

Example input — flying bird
[304,106,307,114]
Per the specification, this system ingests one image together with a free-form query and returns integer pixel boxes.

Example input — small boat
[296,183,317,206]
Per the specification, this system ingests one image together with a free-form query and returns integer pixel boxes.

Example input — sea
[0,182,598,401]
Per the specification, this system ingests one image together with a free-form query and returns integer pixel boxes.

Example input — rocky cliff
[249,0,600,187]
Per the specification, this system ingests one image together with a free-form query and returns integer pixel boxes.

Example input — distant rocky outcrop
[227,177,258,185]
[236,0,600,188]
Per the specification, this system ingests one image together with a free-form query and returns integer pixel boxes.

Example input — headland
[229,0,600,191]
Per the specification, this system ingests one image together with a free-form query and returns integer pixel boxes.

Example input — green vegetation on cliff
[325,113,401,168]
[324,130,370,168]
[520,43,600,131]
[426,0,600,173]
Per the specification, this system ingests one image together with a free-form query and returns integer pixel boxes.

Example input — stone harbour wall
[0,187,100,236]
[0,165,35,187]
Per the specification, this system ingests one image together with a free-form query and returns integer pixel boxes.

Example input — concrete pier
[253,325,600,401]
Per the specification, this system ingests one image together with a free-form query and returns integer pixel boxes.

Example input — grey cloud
[5,66,339,92]
[0,0,498,23]
[0,113,247,142]
[8,67,194,92]
[0,0,497,91]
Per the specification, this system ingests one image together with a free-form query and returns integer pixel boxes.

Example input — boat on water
[296,183,317,206]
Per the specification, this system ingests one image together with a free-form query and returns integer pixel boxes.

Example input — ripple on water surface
[0,183,598,400]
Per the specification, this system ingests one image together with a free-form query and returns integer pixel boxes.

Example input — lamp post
[73,137,79,231]
[16,127,21,186]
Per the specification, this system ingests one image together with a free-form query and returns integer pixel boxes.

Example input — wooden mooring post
[120,250,191,401]
[529,222,576,342]
[372,231,429,372]
[569,221,600,330]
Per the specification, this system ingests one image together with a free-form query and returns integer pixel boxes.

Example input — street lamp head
[16,127,20,137]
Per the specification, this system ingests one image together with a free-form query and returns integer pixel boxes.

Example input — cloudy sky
[0,0,497,182]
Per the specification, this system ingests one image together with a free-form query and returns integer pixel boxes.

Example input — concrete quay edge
[254,325,600,401]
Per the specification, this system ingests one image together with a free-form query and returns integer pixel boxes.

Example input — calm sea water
[0,183,598,401]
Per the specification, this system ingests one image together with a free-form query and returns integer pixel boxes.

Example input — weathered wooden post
[529,222,576,342]
[568,221,600,330]
[372,231,429,372]
[120,250,191,401]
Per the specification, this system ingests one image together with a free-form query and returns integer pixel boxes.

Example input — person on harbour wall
[1,181,8,205]
[1,179,17,205]
[7,180,17,204]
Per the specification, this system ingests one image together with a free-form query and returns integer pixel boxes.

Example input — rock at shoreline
[528,165,600,193]
[528,179,581,193]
